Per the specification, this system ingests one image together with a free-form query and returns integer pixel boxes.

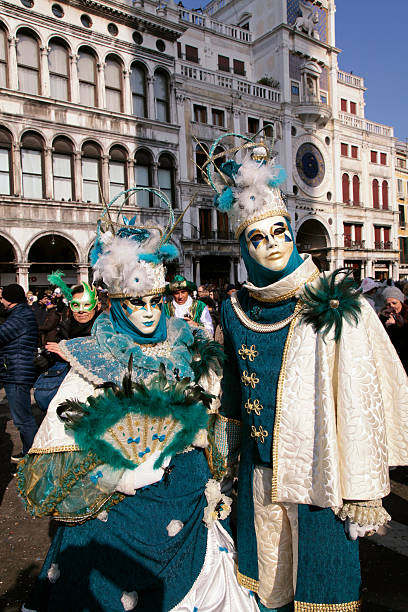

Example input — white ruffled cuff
[333,499,391,528]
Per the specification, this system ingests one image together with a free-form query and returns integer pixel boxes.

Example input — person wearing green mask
[204,136,408,612]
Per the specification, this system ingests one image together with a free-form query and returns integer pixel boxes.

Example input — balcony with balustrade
[177,62,281,103]
[338,113,393,137]
[344,238,366,250]
[178,8,252,42]
[337,70,365,90]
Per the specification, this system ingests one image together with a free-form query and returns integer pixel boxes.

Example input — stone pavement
[0,395,408,611]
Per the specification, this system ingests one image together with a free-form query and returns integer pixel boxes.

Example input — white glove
[344,519,387,540]
[116,451,171,495]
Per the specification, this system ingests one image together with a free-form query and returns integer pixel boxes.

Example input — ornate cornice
[76,0,187,41]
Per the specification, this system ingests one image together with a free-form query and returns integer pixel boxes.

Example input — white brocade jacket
[242,255,408,508]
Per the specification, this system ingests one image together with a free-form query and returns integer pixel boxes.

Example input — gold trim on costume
[236,568,259,592]
[271,311,298,501]
[294,601,361,611]
[28,445,80,454]
[109,287,166,298]
[231,295,302,333]
[249,269,320,303]
[216,414,241,425]
[235,209,291,238]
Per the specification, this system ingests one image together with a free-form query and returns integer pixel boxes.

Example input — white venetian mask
[245,216,293,271]
[121,295,163,334]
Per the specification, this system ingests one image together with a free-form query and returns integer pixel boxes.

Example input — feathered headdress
[91,187,180,298]
[197,129,289,238]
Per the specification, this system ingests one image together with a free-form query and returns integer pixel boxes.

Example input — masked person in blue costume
[203,134,408,612]
[17,187,259,612]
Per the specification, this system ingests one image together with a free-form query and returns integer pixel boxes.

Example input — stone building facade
[396,141,408,278]
[0,0,400,290]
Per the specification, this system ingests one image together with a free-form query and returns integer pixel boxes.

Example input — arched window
[109,146,127,205]
[105,55,123,112]
[195,143,208,183]
[53,136,73,201]
[130,63,147,118]
[0,126,12,195]
[17,30,40,95]
[78,48,97,107]
[134,149,152,208]
[372,179,379,208]
[48,38,70,101]
[352,175,360,206]
[21,131,44,198]
[0,26,8,88]
[158,154,175,207]
[82,141,101,203]
[342,173,349,204]
[214,145,226,171]
[382,180,389,210]
[154,70,170,122]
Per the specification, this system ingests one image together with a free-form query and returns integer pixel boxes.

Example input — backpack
[33,362,70,412]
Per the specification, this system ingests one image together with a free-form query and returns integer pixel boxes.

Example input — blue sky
[179,0,408,142]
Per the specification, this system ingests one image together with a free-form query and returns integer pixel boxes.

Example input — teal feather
[267,166,287,188]
[188,334,225,381]
[301,268,361,342]
[215,186,235,211]
[47,270,73,301]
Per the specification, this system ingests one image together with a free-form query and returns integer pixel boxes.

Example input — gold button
[245,398,263,415]
[250,425,268,444]
[241,370,259,389]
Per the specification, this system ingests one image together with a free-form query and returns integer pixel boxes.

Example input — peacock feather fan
[57,360,210,472]
[300,268,361,343]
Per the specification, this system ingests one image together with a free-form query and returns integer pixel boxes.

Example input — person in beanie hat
[164,274,214,335]
[380,286,408,372]
[359,278,381,311]
[0,283,38,460]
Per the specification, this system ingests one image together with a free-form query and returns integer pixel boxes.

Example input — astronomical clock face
[295,143,325,188]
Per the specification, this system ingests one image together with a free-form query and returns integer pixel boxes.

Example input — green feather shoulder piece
[188,332,225,381]
[300,268,361,342]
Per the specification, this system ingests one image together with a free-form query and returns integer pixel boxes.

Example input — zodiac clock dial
[295,143,325,187]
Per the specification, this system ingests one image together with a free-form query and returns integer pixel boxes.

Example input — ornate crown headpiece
[90,187,180,298]
[197,128,289,238]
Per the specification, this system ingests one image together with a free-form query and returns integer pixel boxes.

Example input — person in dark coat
[379,286,408,373]
[0,283,39,459]
[38,298,60,348]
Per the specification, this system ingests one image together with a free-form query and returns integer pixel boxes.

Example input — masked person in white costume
[17,187,259,612]
[204,134,408,612]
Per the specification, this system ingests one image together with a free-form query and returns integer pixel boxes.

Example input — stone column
[126,159,135,191]
[40,46,50,97]
[365,259,373,277]
[152,161,159,191]
[12,143,22,196]
[73,150,83,202]
[97,62,106,109]
[195,258,201,286]
[7,37,18,90]
[123,69,132,115]
[16,263,30,292]
[169,76,177,125]
[147,75,155,120]
[69,54,80,103]
[101,154,110,202]
[44,146,53,199]
[229,258,234,283]
[78,264,90,284]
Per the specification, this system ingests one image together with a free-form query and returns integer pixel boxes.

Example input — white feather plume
[93,234,165,296]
